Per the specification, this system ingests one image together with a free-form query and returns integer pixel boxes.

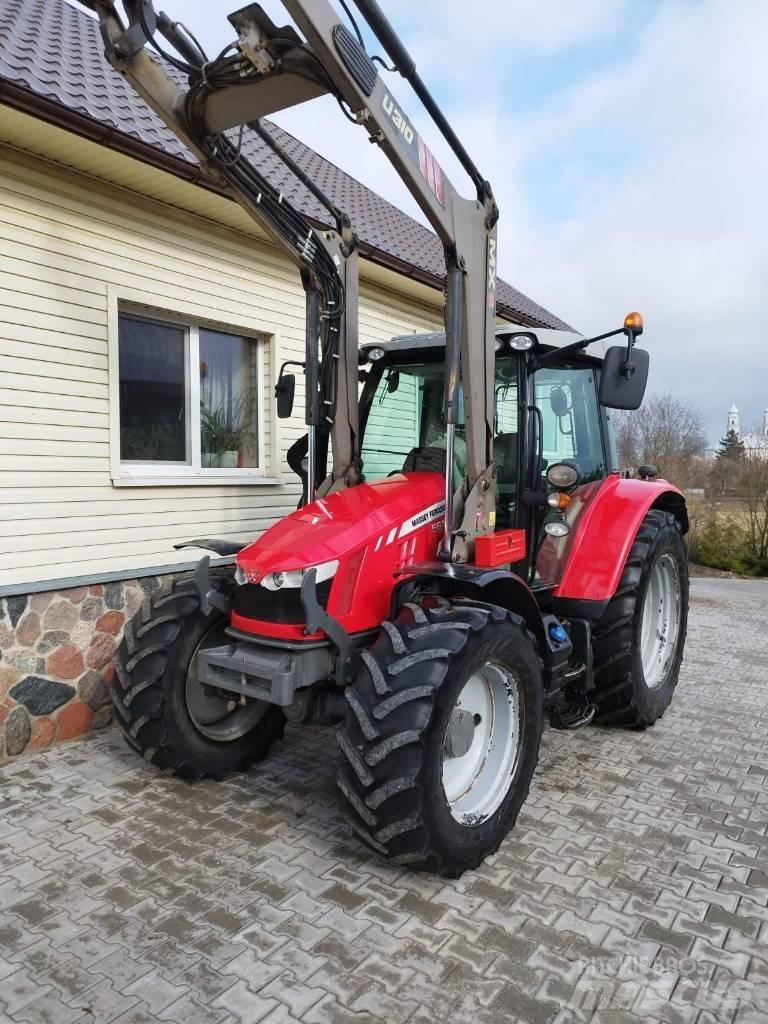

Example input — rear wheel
[336,598,543,877]
[113,574,285,780]
[592,509,688,728]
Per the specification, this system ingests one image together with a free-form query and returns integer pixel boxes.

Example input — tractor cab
[358,324,619,573]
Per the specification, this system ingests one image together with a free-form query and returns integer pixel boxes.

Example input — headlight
[259,559,339,591]
[544,520,571,537]
[365,346,385,361]
[546,461,580,491]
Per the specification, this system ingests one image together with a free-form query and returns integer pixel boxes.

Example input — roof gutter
[0,76,557,329]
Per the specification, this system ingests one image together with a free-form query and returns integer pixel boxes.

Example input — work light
[507,333,536,351]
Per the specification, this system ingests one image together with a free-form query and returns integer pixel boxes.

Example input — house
[0,0,567,759]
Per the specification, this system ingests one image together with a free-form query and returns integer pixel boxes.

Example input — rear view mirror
[275,373,296,419]
[599,345,649,410]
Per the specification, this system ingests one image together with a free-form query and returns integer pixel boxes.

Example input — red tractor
[93,0,689,876]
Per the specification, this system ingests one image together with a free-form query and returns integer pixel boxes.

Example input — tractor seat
[402,446,447,474]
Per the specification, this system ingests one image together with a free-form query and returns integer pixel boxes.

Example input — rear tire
[592,509,688,728]
[113,574,285,780]
[336,598,543,877]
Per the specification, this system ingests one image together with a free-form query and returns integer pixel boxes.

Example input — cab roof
[370,324,606,359]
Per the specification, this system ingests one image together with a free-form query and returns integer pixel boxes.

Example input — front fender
[393,563,547,651]
[393,563,573,695]
[553,476,687,603]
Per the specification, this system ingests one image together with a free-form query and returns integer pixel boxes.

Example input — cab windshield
[360,357,519,525]
[359,352,610,530]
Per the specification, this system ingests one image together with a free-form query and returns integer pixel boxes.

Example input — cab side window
[361,368,422,478]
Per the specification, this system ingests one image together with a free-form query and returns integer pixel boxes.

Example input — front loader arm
[87,0,499,558]
[215,0,501,550]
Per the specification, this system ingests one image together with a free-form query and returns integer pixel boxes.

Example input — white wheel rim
[185,624,268,741]
[640,553,682,690]
[441,662,523,825]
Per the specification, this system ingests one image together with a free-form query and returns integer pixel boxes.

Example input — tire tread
[112,571,284,780]
[592,509,688,728]
[336,598,542,877]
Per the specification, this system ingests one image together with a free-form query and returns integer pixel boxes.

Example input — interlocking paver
[68,980,140,1022]
[123,970,189,1014]
[12,989,84,1024]
[0,578,766,1022]
[258,973,324,1018]
[212,980,277,1023]
[158,991,233,1024]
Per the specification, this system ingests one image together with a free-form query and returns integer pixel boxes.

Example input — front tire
[336,598,543,877]
[113,574,285,780]
[592,509,688,728]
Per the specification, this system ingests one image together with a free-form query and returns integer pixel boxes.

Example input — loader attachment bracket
[300,569,356,684]
[301,570,348,647]
[194,556,232,617]
[112,0,155,59]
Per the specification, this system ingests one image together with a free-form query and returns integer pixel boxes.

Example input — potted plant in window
[200,407,218,468]
[201,395,252,468]
[121,422,185,462]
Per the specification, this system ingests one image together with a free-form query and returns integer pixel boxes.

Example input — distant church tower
[728,403,740,436]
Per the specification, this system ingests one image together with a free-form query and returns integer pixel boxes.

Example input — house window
[117,311,261,476]
[199,328,259,470]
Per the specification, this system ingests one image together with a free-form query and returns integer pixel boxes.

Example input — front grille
[234,581,332,624]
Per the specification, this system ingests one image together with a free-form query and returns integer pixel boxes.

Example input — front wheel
[113,574,285,780]
[336,598,544,877]
[592,509,689,728]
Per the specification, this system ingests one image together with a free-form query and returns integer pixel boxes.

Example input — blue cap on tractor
[548,622,568,644]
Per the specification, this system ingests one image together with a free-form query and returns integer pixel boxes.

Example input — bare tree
[612,393,708,482]
[739,454,768,566]
[611,408,638,468]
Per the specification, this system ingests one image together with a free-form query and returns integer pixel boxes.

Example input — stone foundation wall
[0,575,176,761]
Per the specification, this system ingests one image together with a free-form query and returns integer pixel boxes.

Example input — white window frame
[108,288,282,487]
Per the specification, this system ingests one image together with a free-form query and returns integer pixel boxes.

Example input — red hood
[236,472,444,580]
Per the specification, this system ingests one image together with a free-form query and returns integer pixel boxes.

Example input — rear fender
[553,476,688,603]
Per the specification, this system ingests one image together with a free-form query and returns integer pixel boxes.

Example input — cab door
[531,361,611,589]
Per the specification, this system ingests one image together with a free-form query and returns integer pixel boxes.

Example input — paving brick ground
[0,578,766,1024]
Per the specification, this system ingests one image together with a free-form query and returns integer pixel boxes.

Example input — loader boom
[87,0,499,560]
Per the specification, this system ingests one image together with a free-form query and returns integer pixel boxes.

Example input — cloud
[501,1,768,441]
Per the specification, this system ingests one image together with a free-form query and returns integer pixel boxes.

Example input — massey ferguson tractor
[92,0,689,876]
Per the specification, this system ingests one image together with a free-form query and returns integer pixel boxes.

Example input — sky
[107,0,768,445]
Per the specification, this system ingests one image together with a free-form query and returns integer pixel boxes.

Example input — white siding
[0,145,441,591]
